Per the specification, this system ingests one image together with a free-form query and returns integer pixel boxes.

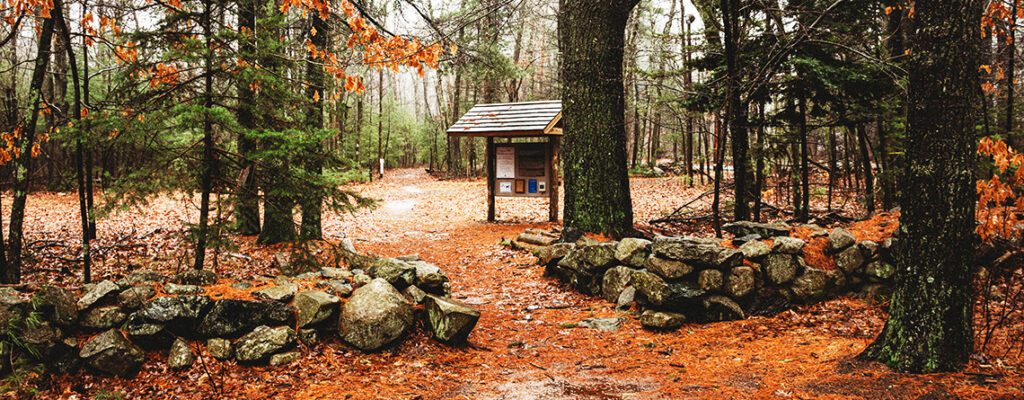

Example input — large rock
[834,245,866,274]
[559,243,618,274]
[537,243,576,266]
[600,266,635,302]
[33,285,77,326]
[173,270,218,285]
[122,270,165,286]
[771,237,805,255]
[578,317,624,332]
[339,279,414,351]
[651,237,742,268]
[198,299,293,337]
[139,295,211,324]
[367,258,417,289]
[234,325,296,363]
[790,268,830,301]
[865,260,895,281]
[639,310,686,330]
[77,280,120,311]
[295,291,340,328]
[79,329,145,377]
[722,221,790,239]
[207,338,233,360]
[117,285,156,310]
[644,256,694,279]
[725,266,756,298]
[269,351,301,366]
[698,295,746,322]
[763,254,799,285]
[320,267,352,280]
[412,261,449,294]
[80,306,127,329]
[168,338,195,370]
[828,228,856,252]
[632,270,705,307]
[164,283,204,295]
[738,240,771,260]
[253,282,298,302]
[615,238,652,268]
[424,295,480,343]
[697,269,724,292]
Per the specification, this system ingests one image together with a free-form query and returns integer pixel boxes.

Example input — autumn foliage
[977,137,1024,242]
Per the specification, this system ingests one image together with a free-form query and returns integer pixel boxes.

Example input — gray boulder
[614,238,652,268]
[739,240,771,260]
[559,243,618,274]
[835,245,867,274]
[79,329,145,377]
[616,287,636,310]
[699,295,746,322]
[207,338,232,360]
[269,351,301,366]
[763,254,800,285]
[80,306,127,329]
[139,295,211,323]
[367,258,417,288]
[600,266,635,303]
[254,282,298,302]
[639,310,686,330]
[725,266,756,298]
[320,267,352,280]
[352,273,373,288]
[295,291,340,328]
[537,243,575,266]
[652,237,742,267]
[33,285,77,326]
[323,280,354,297]
[828,228,856,252]
[697,269,724,292]
[164,283,204,295]
[790,268,830,301]
[771,237,806,254]
[424,295,481,343]
[198,299,293,337]
[644,256,694,279]
[412,261,449,294]
[168,338,195,370]
[117,285,156,310]
[122,270,165,286]
[173,270,217,285]
[722,221,790,239]
[402,285,428,304]
[77,280,120,311]
[234,325,296,362]
[865,260,895,281]
[632,270,705,307]
[339,279,414,351]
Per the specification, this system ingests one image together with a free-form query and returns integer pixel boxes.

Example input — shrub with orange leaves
[976,137,1024,242]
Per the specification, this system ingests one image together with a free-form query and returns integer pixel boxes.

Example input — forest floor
[20,169,1024,399]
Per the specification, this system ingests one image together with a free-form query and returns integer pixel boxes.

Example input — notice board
[494,143,549,198]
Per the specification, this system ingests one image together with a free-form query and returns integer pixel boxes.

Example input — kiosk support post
[549,136,560,222]
[486,137,496,222]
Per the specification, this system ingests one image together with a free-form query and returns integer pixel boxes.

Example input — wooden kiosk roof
[447,100,562,137]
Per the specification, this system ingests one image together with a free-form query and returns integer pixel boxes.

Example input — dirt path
[39,169,1023,399]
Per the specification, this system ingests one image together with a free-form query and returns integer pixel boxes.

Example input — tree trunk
[194,0,216,270]
[856,124,875,215]
[5,15,56,284]
[861,0,981,373]
[300,11,328,240]
[235,0,261,235]
[798,96,809,221]
[722,0,750,221]
[559,0,638,239]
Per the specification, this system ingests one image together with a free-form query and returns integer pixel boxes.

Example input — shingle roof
[447,100,562,137]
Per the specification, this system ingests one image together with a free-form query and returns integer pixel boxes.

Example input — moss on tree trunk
[558,0,639,239]
[860,0,981,373]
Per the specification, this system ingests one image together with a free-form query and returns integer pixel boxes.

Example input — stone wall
[0,248,479,378]
[531,221,895,330]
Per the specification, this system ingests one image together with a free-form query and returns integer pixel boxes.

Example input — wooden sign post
[448,101,563,223]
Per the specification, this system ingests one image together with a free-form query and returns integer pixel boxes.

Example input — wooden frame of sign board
[447,101,562,222]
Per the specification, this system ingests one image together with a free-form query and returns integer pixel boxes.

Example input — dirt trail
[40,169,1022,399]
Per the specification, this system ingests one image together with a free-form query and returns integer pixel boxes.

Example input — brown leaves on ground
[17,170,1024,399]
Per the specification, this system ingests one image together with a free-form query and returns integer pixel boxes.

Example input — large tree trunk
[559,0,638,239]
[856,124,875,215]
[235,0,261,235]
[5,15,56,284]
[722,0,750,221]
[861,0,981,373]
[300,11,328,240]
[194,0,216,270]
